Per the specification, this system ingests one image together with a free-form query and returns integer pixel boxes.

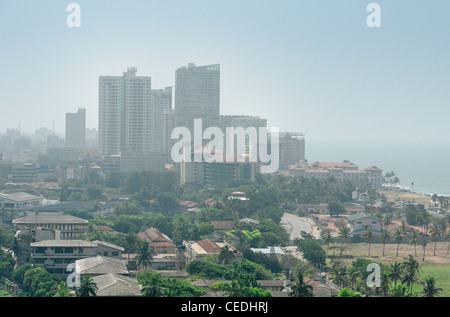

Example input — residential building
[75,255,129,277]
[137,227,176,255]
[175,63,221,136]
[65,108,86,147]
[91,273,141,297]
[346,213,382,237]
[150,87,172,152]
[12,214,89,240]
[278,132,306,170]
[181,146,257,186]
[9,163,39,184]
[183,238,242,263]
[0,191,43,210]
[30,240,98,277]
[98,67,152,156]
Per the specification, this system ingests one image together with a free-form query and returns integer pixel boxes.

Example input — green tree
[287,271,314,297]
[421,276,443,297]
[136,241,153,269]
[409,231,419,257]
[394,229,403,257]
[338,226,351,257]
[363,228,374,256]
[337,288,361,297]
[76,275,98,297]
[328,201,346,217]
[139,272,164,297]
[53,281,74,297]
[320,229,333,258]
[380,230,390,256]
[219,245,235,265]
[429,221,442,256]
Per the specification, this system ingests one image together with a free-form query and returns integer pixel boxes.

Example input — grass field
[327,241,450,297]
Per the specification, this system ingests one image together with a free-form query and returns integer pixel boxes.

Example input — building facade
[66,108,86,148]
[175,63,221,136]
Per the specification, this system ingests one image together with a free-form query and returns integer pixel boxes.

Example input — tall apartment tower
[98,68,152,156]
[175,63,220,136]
[150,87,172,152]
[65,108,86,147]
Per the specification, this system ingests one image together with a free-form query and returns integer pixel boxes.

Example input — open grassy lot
[327,241,450,296]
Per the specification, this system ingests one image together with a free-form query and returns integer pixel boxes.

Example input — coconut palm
[401,255,421,293]
[394,229,403,257]
[136,240,153,269]
[219,245,235,265]
[125,232,138,264]
[320,229,333,258]
[363,228,374,256]
[75,275,98,297]
[53,281,74,297]
[445,231,450,254]
[421,276,443,297]
[380,230,390,256]
[419,236,428,261]
[140,273,164,297]
[389,262,402,287]
[429,222,442,256]
[338,226,351,257]
[288,271,314,297]
[409,231,419,257]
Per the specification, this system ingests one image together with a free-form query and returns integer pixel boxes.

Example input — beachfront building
[288,161,383,188]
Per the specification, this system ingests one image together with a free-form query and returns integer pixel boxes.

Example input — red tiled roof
[210,221,233,230]
[138,228,171,243]
[196,239,222,254]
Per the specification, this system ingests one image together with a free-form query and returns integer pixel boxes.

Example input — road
[280,213,321,245]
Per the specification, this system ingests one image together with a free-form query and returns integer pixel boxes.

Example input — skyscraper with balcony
[175,63,220,135]
[98,68,152,156]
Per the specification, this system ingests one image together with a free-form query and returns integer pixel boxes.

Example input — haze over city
[1,0,450,146]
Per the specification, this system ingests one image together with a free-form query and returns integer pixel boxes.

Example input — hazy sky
[1,0,450,145]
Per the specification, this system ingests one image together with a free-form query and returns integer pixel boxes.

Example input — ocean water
[306,140,450,197]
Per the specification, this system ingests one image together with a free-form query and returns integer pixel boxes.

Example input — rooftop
[13,214,89,225]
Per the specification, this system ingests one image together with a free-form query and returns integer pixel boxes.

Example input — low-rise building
[346,213,382,237]
[0,191,44,211]
[137,227,176,255]
[183,238,243,263]
[13,214,89,240]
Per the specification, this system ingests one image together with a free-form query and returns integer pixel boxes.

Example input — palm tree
[445,231,450,254]
[401,255,421,293]
[136,240,153,269]
[125,232,138,264]
[409,231,419,257]
[419,236,428,261]
[429,222,442,256]
[76,275,98,297]
[288,271,314,297]
[379,270,391,297]
[338,226,350,257]
[382,213,393,231]
[380,230,390,256]
[53,281,74,297]
[320,229,333,258]
[140,273,164,297]
[363,228,374,256]
[389,262,402,287]
[394,229,403,257]
[421,276,443,297]
[219,245,235,265]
